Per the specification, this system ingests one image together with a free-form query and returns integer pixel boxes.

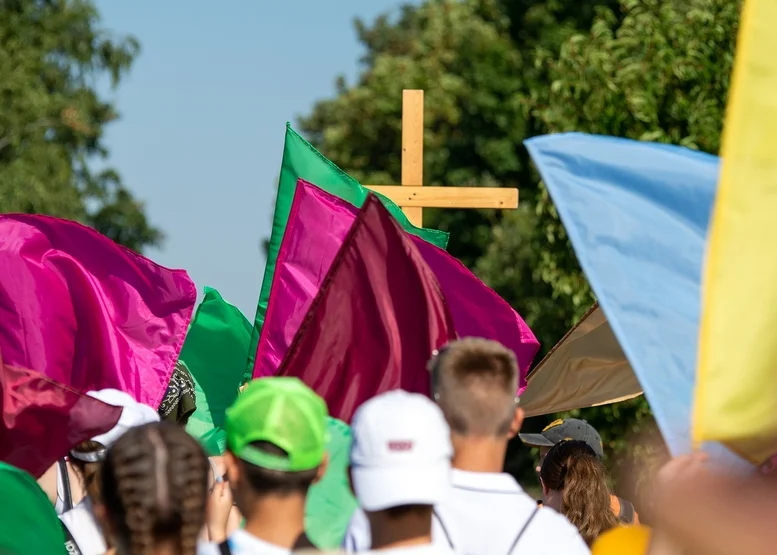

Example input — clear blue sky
[95,1,413,319]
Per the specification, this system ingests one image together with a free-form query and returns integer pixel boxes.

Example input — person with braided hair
[97,421,210,555]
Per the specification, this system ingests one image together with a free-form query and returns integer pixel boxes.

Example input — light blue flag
[525,133,748,469]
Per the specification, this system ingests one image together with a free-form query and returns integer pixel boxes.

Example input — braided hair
[100,422,209,555]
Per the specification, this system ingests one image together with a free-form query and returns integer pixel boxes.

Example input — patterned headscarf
[159,359,197,425]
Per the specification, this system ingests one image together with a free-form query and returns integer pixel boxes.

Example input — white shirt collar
[451,469,525,494]
[224,530,292,555]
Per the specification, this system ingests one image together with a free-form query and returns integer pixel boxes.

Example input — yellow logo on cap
[543,419,564,432]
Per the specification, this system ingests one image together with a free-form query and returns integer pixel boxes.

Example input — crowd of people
[7,337,767,555]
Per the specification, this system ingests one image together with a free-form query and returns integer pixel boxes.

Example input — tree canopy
[0,0,160,252]
[300,0,741,489]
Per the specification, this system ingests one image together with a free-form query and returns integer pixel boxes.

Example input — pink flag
[277,195,457,422]
[0,215,196,408]
[254,180,539,391]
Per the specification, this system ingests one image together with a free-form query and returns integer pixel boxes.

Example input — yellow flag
[695,0,777,464]
[592,526,652,555]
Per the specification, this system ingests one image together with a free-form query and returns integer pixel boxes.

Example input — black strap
[506,506,540,554]
[58,458,73,512]
[218,540,232,555]
[617,497,635,524]
[61,520,83,555]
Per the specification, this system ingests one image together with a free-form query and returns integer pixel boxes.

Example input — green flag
[306,417,357,549]
[0,462,66,554]
[245,125,450,374]
[183,287,252,455]
[180,288,357,548]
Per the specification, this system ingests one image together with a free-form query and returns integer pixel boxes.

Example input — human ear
[313,452,329,484]
[508,407,525,438]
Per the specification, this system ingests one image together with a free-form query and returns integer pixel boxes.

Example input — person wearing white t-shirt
[59,389,161,555]
[349,390,455,555]
[343,338,590,555]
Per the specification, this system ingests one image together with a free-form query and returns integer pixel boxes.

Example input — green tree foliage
[299,0,526,267]
[487,0,739,492]
[0,0,161,252]
[299,0,740,493]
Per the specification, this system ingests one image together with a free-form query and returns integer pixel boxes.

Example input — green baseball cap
[225,377,329,472]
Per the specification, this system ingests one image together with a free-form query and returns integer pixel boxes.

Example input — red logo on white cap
[388,441,413,451]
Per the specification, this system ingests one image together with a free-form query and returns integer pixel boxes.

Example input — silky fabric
[276,195,457,423]
[694,0,777,464]
[0,214,196,409]
[521,304,643,416]
[0,350,121,478]
[183,287,252,455]
[253,179,538,389]
[525,133,749,469]
[305,417,358,549]
[245,125,449,375]
[0,462,67,554]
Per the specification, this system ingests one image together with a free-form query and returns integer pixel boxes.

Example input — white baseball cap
[69,389,160,462]
[350,390,453,511]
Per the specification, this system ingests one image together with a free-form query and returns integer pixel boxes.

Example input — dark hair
[428,338,518,436]
[539,440,617,546]
[236,441,319,496]
[100,422,209,555]
[382,504,433,519]
[69,440,105,503]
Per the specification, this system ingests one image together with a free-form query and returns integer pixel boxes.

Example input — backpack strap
[507,506,540,554]
[617,497,636,524]
[218,540,233,555]
[61,519,83,555]
[58,459,73,512]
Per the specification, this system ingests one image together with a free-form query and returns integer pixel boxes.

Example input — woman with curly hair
[540,440,618,546]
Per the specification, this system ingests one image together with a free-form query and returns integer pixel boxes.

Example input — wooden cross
[365,90,519,228]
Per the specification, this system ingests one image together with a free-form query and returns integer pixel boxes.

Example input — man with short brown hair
[344,338,589,555]
[431,337,519,438]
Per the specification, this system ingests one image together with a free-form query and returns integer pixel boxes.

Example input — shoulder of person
[527,507,590,554]
[195,541,221,555]
[59,502,92,527]
[341,507,369,549]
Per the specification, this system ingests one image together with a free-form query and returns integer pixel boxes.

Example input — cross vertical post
[363,89,519,224]
[401,90,425,227]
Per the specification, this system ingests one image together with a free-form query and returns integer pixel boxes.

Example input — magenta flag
[0,215,196,409]
[277,194,457,422]
[254,180,539,391]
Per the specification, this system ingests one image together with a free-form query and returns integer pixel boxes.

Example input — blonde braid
[101,422,209,555]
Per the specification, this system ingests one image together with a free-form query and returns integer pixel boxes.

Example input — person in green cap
[199,377,330,555]
[0,462,67,554]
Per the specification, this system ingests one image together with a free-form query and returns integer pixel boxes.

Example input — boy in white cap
[59,389,160,555]
[349,389,454,555]
[345,338,590,554]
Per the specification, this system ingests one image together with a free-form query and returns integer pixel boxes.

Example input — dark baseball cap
[519,418,604,458]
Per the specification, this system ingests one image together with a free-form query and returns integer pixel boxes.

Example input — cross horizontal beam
[365,186,518,209]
